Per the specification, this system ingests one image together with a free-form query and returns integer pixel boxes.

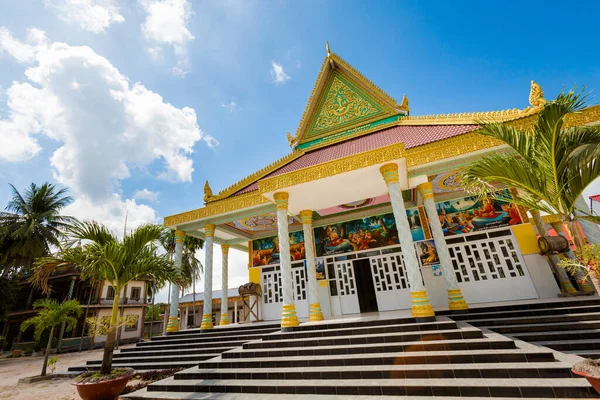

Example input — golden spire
[399,94,410,112]
[203,180,213,203]
[326,40,335,69]
[529,80,547,108]
[286,132,296,147]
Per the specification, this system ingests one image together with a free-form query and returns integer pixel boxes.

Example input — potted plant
[573,359,600,394]
[20,299,82,376]
[35,221,178,400]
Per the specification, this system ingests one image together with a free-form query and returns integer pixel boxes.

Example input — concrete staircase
[68,323,281,372]
[441,297,600,360]
[123,314,598,399]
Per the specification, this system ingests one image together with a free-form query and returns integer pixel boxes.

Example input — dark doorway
[352,259,379,313]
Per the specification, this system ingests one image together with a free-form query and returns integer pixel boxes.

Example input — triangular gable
[290,50,406,149]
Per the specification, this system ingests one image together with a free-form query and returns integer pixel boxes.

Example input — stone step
[243,327,484,349]
[512,329,600,342]
[532,339,600,352]
[121,339,248,352]
[200,349,557,369]
[438,298,600,317]
[174,362,577,381]
[223,337,516,359]
[86,353,220,365]
[288,316,417,332]
[148,326,280,342]
[145,376,597,398]
[483,320,600,334]
[450,304,600,322]
[138,331,276,347]
[113,346,236,358]
[264,319,458,341]
[469,312,600,327]
[68,360,199,372]
[564,350,600,359]
[154,323,280,337]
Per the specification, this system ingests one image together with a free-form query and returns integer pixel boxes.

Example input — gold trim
[204,181,213,203]
[417,182,434,200]
[258,143,405,194]
[399,94,409,112]
[205,150,305,203]
[299,210,313,225]
[379,163,400,184]
[221,244,230,254]
[205,224,216,237]
[164,191,268,227]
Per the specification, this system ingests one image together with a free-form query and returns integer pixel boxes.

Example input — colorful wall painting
[251,231,305,266]
[406,206,432,242]
[415,240,440,267]
[314,213,399,257]
[432,265,442,276]
[435,189,523,236]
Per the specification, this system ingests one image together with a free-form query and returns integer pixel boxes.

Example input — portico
[164,43,600,330]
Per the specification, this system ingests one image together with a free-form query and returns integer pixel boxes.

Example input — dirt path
[0,347,129,400]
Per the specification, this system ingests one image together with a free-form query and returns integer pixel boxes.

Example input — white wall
[523,254,561,299]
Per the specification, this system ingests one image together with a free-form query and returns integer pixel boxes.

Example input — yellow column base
[281,304,299,328]
[309,303,324,322]
[219,314,229,326]
[411,290,435,318]
[200,313,213,330]
[166,316,179,333]
[447,289,468,311]
[562,280,577,294]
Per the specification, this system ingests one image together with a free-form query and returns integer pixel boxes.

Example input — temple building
[164,44,600,331]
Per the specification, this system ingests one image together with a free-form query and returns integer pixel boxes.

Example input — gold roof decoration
[399,94,410,112]
[290,44,403,148]
[529,80,547,108]
[203,180,213,203]
[286,132,296,147]
[204,150,306,203]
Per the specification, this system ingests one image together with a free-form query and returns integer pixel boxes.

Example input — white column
[300,210,324,321]
[575,196,600,244]
[234,300,238,323]
[201,224,215,330]
[275,192,299,328]
[220,244,230,325]
[380,163,434,319]
[417,182,468,310]
[167,230,185,333]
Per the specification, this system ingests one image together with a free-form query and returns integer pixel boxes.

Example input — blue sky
[1,1,599,301]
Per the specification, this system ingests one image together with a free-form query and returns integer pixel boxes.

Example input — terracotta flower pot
[73,368,135,400]
[572,368,600,394]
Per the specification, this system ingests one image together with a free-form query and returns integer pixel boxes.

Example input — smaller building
[178,289,247,329]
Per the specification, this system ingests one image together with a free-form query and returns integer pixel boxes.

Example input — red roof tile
[234,124,479,195]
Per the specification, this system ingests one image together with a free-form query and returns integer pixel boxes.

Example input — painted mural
[435,189,523,236]
[314,213,399,257]
[415,240,440,267]
[251,231,305,266]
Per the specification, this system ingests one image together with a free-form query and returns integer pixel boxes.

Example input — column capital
[175,229,186,242]
[273,192,289,209]
[379,163,399,184]
[221,244,230,254]
[205,224,216,237]
[417,182,434,200]
[299,210,313,225]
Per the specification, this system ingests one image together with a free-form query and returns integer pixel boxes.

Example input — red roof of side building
[234,124,479,196]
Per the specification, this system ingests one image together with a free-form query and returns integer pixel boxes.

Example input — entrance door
[334,260,360,314]
[369,253,412,311]
[353,259,378,313]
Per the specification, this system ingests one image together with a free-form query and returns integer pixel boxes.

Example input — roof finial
[204,180,213,203]
[326,40,331,57]
[529,80,547,108]
[399,94,410,112]
[286,132,296,147]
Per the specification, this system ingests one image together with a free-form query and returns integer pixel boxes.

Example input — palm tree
[0,183,74,276]
[20,299,82,376]
[34,221,178,375]
[461,88,600,292]
[181,236,203,327]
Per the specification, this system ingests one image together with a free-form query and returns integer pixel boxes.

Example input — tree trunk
[530,211,568,293]
[100,293,120,375]
[164,282,171,334]
[41,326,55,377]
[116,284,127,350]
[149,289,155,339]
[569,220,600,294]
[79,283,95,352]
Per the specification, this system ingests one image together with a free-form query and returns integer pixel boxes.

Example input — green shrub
[0,336,6,351]
[24,347,33,356]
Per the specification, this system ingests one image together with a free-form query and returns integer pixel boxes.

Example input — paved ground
[0,345,134,400]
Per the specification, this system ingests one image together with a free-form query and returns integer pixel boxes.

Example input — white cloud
[133,188,160,203]
[44,0,125,33]
[270,61,290,84]
[0,28,48,63]
[221,98,237,113]
[0,28,216,230]
[140,0,194,76]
